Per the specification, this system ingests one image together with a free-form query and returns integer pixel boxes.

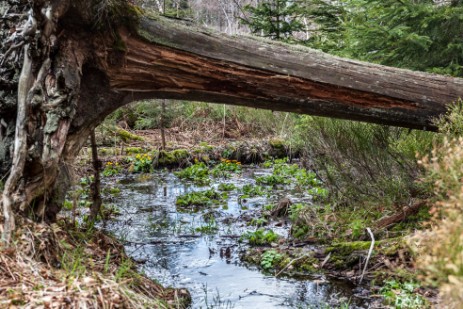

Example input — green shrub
[292,116,434,207]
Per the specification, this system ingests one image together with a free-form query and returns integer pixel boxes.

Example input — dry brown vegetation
[0,218,190,308]
[411,137,463,307]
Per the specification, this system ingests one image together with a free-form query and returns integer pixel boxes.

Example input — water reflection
[103,168,362,308]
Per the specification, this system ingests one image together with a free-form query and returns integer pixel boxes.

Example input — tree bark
[106,15,463,130]
[1,1,463,235]
[375,201,427,230]
[88,130,102,225]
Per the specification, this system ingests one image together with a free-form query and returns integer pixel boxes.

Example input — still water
[103,167,363,308]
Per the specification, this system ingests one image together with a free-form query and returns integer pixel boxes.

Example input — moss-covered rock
[268,138,287,158]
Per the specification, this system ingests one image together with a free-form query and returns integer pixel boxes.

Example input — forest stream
[100,164,370,308]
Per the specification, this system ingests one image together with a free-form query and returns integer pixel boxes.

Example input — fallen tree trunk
[1,1,463,237]
[105,15,463,131]
[375,201,428,230]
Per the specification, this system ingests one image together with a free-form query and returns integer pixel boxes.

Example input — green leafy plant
[195,218,218,234]
[260,250,283,271]
[102,161,122,176]
[255,174,288,185]
[240,184,267,198]
[380,280,427,309]
[174,162,210,185]
[126,153,153,173]
[175,189,226,210]
[308,187,329,199]
[241,229,279,246]
[218,183,236,191]
[211,159,242,178]
[249,218,268,227]
[349,219,365,240]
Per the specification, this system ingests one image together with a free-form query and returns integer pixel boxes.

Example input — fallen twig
[360,227,375,284]
[375,200,427,230]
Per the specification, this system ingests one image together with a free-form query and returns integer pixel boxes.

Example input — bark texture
[107,16,463,130]
[1,1,463,238]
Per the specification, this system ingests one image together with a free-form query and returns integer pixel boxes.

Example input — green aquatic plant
[262,157,289,168]
[175,189,226,210]
[174,162,210,185]
[126,153,153,173]
[240,184,267,198]
[249,218,268,227]
[211,159,242,178]
[217,183,236,191]
[255,174,288,185]
[195,218,218,234]
[103,161,122,176]
[241,228,279,246]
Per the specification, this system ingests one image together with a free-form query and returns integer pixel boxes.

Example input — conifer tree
[325,0,463,77]
[242,0,304,40]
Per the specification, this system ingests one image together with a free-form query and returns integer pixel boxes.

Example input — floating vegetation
[175,189,227,212]
[217,183,236,191]
[174,162,210,185]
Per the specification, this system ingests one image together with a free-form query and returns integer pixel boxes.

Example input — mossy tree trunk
[1,0,463,243]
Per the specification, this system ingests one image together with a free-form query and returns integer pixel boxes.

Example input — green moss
[326,241,372,256]
[269,138,285,149]
[157,149,190,166]
[99,148,117,156]
[296,257,319,273]
[116,128,144,142]
[125,147,145,154]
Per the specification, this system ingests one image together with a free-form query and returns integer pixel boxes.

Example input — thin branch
[359,228,375,284]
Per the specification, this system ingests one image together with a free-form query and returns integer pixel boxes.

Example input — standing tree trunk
[88,130,102,225]
[160,100,167,150]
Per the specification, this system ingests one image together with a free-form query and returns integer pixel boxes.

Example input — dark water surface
[103,167,364,308]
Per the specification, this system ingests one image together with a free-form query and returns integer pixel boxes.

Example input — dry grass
[410,137,463,308]
[0,218,190,308]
